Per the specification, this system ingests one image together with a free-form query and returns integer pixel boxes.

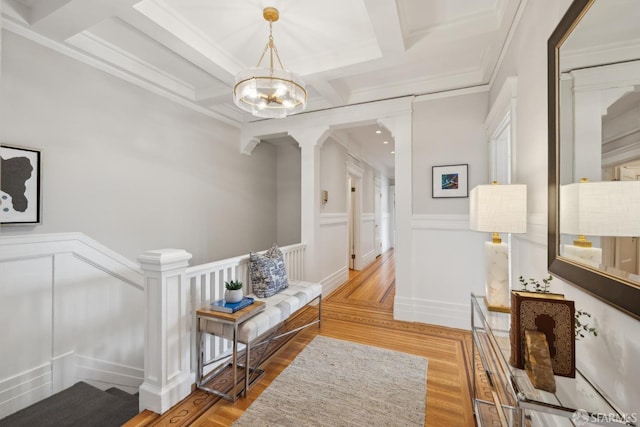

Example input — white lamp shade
[470,184,527,233]
[560,180,640,236]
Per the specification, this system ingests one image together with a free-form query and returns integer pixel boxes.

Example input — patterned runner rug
[233,335,428,427]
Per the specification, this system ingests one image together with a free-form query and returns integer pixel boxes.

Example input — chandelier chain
[254,19,285,72]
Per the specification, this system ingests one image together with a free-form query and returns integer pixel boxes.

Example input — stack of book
[510,290,575,378]
[210,296,254,313]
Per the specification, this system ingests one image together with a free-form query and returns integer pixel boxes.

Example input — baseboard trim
[75,355,143,392]
[321,266,349,296]
[361,250,376,270]
[139,371,192,414]
[0,363,52,419]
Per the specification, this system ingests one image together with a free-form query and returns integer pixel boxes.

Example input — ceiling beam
[123,1,237,86]
[27,0,140,41]
[363,0,406,57]
[194,85,232,106]
[304,77,348,107]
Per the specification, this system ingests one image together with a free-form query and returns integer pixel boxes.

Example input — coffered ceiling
[2,0,522,124]
[1,0,524,176]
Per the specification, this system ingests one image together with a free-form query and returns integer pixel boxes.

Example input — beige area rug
[233,335,428,427]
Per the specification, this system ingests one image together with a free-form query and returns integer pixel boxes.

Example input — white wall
[379,173,392,252]
[319,139,349,293]
[276,142,301,246]
[0,30,278,265]
[0,234,144,418]
[362,162,375,214]
[360,163,376,266]
[492,0,640,413]
[396,90,490,329]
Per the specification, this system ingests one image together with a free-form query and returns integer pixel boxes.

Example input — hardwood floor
[127,250,481,427]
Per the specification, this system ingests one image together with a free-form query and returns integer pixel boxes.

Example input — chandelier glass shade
[233,7,307,119]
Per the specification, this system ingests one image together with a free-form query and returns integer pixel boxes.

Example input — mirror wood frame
[548,0,640,321]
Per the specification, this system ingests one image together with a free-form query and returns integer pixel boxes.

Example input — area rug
[233,335,428,427]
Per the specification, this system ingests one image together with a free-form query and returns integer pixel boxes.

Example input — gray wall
[320,138,347,214]
[0,30,278,264]
[412,91,489,214]
[276,141,301,246]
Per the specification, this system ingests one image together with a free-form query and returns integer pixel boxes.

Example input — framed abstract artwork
[1,144,42,224]
[432,164,468,198]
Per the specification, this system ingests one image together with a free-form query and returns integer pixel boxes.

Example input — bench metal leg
[196,328,204,387]
[244,342,250,397]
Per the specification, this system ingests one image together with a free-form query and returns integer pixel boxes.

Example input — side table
[196,300,266,402]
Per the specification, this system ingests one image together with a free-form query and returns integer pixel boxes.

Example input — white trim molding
[0,232,143,289]
[394,297,469,330]
[319,213,348,225]
[321,266,349,297]
[411,214,470,231]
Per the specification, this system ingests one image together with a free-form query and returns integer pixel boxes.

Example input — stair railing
[137,243,305,414]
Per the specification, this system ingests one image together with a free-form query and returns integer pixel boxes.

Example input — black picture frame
[1,144,42,225]
[432,164,469,198]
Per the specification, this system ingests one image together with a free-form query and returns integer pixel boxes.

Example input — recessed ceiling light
[375,130,382,134]
[391,151,395,154]
[383,141,389,144]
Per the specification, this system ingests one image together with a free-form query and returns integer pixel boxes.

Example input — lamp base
[484,297,511,313]
[562,244,602,268]
[483,241,510,312]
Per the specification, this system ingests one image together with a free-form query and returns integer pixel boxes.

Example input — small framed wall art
[432,164,468,198]
[1,144,42,225]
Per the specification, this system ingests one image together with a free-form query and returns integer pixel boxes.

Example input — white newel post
[137,249,193,414]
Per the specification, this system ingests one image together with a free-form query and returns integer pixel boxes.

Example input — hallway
[130,250,478,427]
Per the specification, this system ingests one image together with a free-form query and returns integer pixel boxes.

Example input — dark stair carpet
[0,382,139,427]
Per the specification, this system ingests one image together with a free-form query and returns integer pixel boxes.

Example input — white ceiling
[1,0,524,176]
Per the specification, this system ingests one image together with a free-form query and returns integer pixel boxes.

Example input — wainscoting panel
[0,233,145,419]
[75,355,144,394]
[395,214,486,330]
[319,213,349,294]
[381,212,392,253]
[361,213,375,269]
[0,256,53,383]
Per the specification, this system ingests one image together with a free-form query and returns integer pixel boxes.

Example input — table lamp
[470,182,527,312]
[560,179,640,266]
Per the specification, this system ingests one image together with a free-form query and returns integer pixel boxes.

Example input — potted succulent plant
[224,280,244,303]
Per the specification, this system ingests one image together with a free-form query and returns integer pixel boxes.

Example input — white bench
[196,280,322,398]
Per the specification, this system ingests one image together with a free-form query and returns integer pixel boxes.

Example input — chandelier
[233,7,307,119]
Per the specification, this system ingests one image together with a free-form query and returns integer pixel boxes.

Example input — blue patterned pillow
[249,244,289,298]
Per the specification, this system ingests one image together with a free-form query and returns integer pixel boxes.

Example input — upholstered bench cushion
[199,280,322,344]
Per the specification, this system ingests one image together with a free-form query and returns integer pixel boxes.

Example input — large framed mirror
[548,0,640,320]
